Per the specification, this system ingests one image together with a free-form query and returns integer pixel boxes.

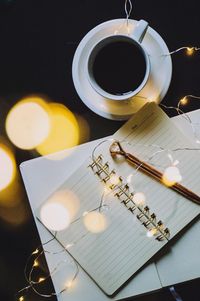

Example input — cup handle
[131,20,149,43]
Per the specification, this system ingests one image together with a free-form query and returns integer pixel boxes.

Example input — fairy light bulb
[19,297,24,301]
[83,211,107,233]
[180,96,188,106]
[33,260,39,267]
[162,166,182,187]
[38,277,45,283]
[133,192,146,206]
[32,249,39,255]
[147,228,158,238]
[186,47,195,56]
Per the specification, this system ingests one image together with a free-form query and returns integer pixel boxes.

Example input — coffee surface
[92,40,147,96]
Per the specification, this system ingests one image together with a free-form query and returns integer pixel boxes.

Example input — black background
[0,0,200,300]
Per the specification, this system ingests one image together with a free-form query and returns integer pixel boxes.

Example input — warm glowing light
[38,277,45,283]
[65,280,73,289]
[19,297,24,301]
[83,211,107,233]
[133,192,146,206]
[65,243,74,249]
[0,145,16,191]
[179,97,188,106]
[147,228,157,238]
[33,260,39,267]
[6,97,51,150]
[186,47,194,56]
[109,174,120,185]
[36,103,79,156]
[127,174,133,184]
[32,249,39,255]
[162,166,182,187]
[40,202,70,232]
[104,185,112,194]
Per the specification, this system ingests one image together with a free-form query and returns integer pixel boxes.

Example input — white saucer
[72,19,172,120]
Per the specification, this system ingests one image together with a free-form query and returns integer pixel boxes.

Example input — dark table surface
[0,1,200,300]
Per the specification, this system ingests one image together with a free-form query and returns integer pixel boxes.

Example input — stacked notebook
[35,102,200,297]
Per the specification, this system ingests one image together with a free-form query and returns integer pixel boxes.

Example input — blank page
[37,102,200,296]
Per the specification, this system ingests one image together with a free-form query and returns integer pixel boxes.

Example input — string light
[179,96,188,106]
[33,260,39,267]
[32,249,39,255]
[147,228,158,238]
[38,277,45,283]
[19,297,24,301]
[164,46,200,56]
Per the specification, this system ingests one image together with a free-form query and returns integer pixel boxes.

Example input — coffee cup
[87,20,150,101]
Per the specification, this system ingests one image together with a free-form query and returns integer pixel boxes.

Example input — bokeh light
[40,202,70,232]
[36,103,79,156]
[40,189,79,231]
[0,144,16,191]
[6,97,51,150]
[162,166,182,187]
[83,211,108,233]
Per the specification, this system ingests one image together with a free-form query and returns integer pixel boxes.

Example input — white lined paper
[37,102,200,296]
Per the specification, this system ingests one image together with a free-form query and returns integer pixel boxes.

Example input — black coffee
[92,40,146,96]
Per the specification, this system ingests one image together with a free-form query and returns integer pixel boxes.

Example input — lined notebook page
[37,102,200,296]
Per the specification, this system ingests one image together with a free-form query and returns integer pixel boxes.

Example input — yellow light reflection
[6,97,51,150]
[0,144,16,191]
[83,211,108,233]
[36,103,79,156]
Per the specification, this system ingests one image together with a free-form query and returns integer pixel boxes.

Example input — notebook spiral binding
[89,155,170,241]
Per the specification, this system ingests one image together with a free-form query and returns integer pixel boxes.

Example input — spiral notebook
[37,102,200,296]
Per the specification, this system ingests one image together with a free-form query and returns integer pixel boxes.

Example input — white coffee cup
[87,20,150,101]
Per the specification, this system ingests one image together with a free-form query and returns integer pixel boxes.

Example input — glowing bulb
[40,202,70,232]
[133,192,146,206]
[36,103,79,156]
[33,260,39,267]
[0,145,16,191]
[110,174,120,185]
[19,297,24,301]
[186,47,194,56]
[32,249,39,255]
[83,211,107,233]
[147,228,158,238]
[38,277,45,283]
[179,97,188,106]
[6,97,51,150]
[66,280,73,289]
[162,166,182,187]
